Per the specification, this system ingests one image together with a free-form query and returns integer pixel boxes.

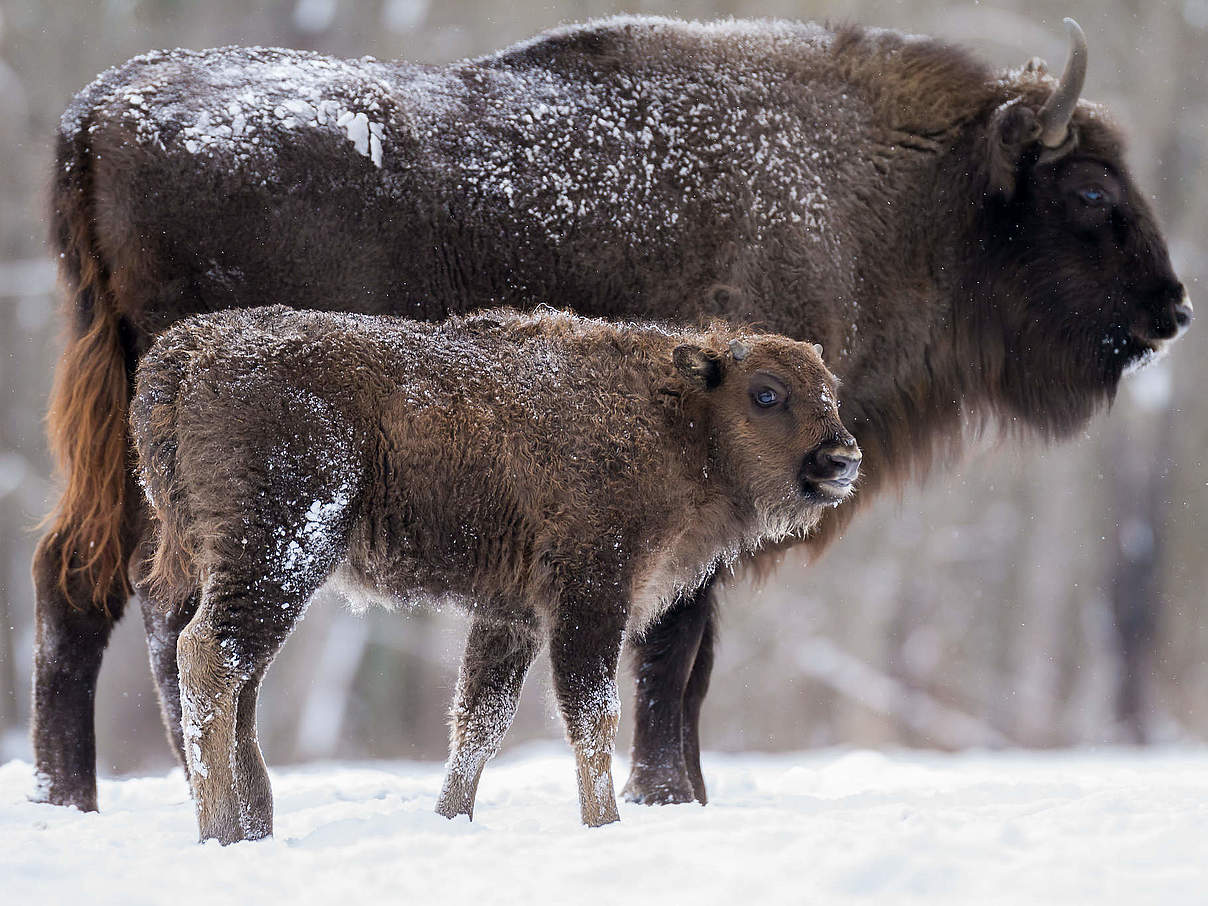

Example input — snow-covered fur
[34,16,1189,813]
[130,305,857,841]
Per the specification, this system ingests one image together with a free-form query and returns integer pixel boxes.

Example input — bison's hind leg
[29,482,144,812]
[30,527,125,811]
[436,615,542,820]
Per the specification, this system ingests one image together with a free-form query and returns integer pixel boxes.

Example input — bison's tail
[42,121,134,614]
[129,337,200,611]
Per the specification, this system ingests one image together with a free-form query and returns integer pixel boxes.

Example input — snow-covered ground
[3,744,1205,905]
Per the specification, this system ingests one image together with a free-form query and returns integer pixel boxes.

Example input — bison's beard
[982,310,1125,443]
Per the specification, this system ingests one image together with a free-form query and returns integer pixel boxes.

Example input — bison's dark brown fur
[131,305,857,841]
[34,16,1189,812]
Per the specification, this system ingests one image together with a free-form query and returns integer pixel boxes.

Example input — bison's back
[59,18,916,339]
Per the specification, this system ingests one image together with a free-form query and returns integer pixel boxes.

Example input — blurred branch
[796,636,1010,748]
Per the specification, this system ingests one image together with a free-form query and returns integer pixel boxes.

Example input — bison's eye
[1078,186,1109,206]
[753,387,780,408]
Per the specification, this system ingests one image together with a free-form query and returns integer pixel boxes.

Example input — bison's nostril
[1175,297,1194,329]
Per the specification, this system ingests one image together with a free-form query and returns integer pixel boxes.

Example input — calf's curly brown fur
[131,306,857,842]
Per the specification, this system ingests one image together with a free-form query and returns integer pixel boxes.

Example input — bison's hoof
[29,778,98,813]
[620,767,698,806]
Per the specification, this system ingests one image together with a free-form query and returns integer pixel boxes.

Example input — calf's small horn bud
[812,343,823,357]
[729,338,750,361]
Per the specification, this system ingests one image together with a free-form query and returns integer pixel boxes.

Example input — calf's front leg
[549,603,625,827]
[437,616,542,820]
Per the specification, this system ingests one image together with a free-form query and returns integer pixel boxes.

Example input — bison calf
[131,305,858,843]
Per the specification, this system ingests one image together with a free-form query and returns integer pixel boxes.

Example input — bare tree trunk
[0,300,22,738]
[1106,400,1173,743]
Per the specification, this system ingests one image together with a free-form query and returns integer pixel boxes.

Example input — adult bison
[34,15,1190,811]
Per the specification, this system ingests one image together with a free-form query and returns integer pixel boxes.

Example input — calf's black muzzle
[800,439,862,496]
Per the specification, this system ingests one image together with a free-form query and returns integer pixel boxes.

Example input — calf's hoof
[435,770,480,820]
[200,821,267,846]
[620,764,698,806]
[582,796,621,827]
[435,794,474,821]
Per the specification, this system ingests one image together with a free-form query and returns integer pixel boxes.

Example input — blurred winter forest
[0,0,1205,778]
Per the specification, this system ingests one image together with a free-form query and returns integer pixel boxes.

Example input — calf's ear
[673,344,724,390]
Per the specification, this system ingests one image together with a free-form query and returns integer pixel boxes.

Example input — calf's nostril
[803,446,861,483]
[827,452,861,481]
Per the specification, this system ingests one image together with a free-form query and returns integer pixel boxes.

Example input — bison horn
[729,338,750,361]
[1037,18,1087,149]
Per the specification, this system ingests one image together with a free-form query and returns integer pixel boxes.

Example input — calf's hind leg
[140,594,197,769]
[132,534,197,771]
[233,665,275,840]
[436,616,542,820]
[177,575,309,844]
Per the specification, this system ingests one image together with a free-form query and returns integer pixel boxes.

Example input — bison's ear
[673,344,724,390]
[988,20,1087,197]
[987,100,1041,198]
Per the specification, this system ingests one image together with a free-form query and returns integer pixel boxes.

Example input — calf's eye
[753,387,779,408]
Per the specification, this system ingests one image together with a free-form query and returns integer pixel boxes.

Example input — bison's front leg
[622,581,717,806]
[436,616,541,820]
[549,602,625,827]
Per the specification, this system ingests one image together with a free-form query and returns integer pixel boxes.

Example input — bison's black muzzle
[1140,285,1194,343]
[1126,287,1193,376]
[800,440,862,499]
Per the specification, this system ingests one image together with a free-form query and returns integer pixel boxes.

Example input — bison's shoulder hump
[478,14,835,74]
